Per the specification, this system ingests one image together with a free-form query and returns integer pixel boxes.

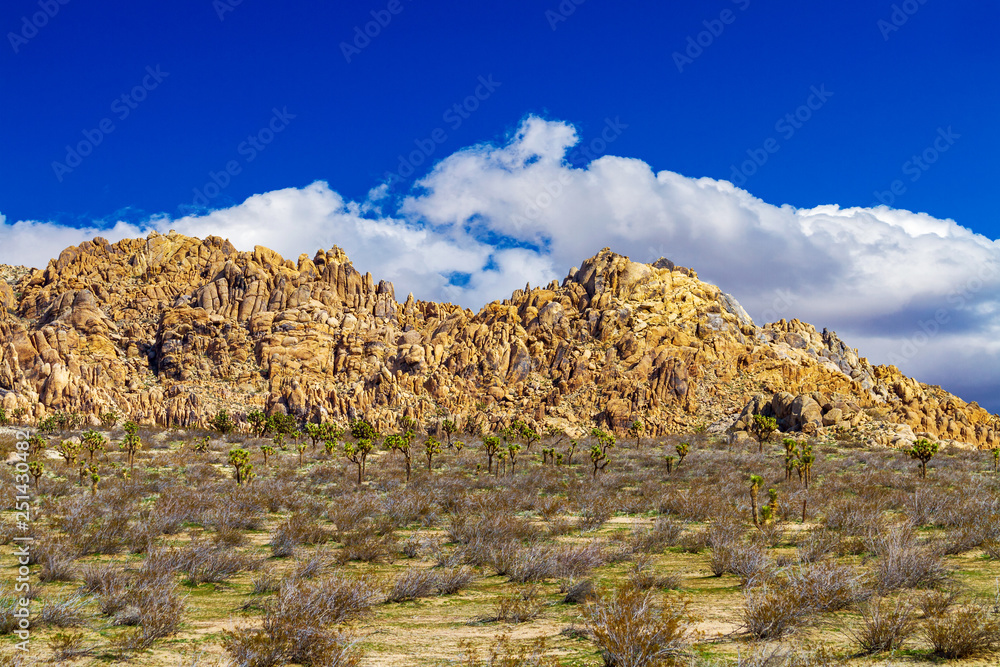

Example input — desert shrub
[918,586,962,618]
[460,633,557,667]
[37,542,76,582]
[338,523,397,564]
[847,597,917,654]
[784,562,871,612]
[627,555,682,591]
[576,493,615,532]
[48,631,95,661]
[386,567,440,602]
[109,579,185,652]
[222,575,376,667]
[924,601,1000,658]
[584,587,694,666]
[485,586,545,623]
[435,566,477,595]
[740,582,811,639]
[38,595,88,627]
[292,549,333,580]
[562,579,595,604]
[447,512,538,545]
[251,573,279,595]
[172,541,260,584]
[0,594,22,635]
[794,529,839,563]
[868,524,950,591]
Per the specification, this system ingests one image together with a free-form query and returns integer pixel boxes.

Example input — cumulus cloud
[1,115,998,410]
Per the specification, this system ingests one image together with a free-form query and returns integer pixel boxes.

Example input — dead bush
[386,567,440,602]
[38,595,87,628]
[459,632,557,667]
[924,601,1000,658]
[175,541,261,584]
[584,587,694,666]
[868,524,950,591]
[847,597,917,655]
[562,579,595,604]
[794,529,839,563]
[484,586,545,624]
[627,555,682,591]
[784,562,871,612]
[435,566,477,595]
[740,582,811,639]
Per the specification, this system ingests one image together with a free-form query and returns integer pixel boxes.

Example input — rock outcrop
[0,232,996,449]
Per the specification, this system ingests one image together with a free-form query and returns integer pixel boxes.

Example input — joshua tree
[454,440,464,453]
[542,447,555,465]
[665,455,676,474]
[401,415,419,434]
[992,446,1000,474]
[482,435,502,474]
[675,441,690,468]
[28,460,44,488]
[908,438,939,479]
[424,436,442,472]
[0,406,7,426]
[798,443,815,489]
[761,488,779,524]
[89,469,100,495]
[247,410,268,437]
[27,435,45,457]
[344,438,374,485]
[210,410,235,435]
[590,445,611,479]
[749,414,778,453]
[441,419,457,448]
[782,438,799,482]
[192,436,211,453]
[566,438,579,465]
[629,418,644,448]
[272,433,285,450]
[295,442,307,466]
[228,448,254,485]
[748,474,763,528]
[350,418,378,443]
[55,439,79,465]
[385,432,413,481]
[100,410,119,429]
[506,442,522,474]
[260,444,275,465]
[120,421,142,470]
[82,429,107,463]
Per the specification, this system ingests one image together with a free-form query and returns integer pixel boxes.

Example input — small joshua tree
[260,444,274,465]
[992,446,1000,474]
[441,419,457,448]
[210,409,236,435]
[506,442,522,474]
[344,438,374,485]
[192,436,211,453]
[120,421,142,470]
[761,488,779,524]
[55,439,79,465]
[482,435,502,475]
[589,428,615,479]
[675,441,690,469]
[385,432,414,481]
[749,414,778,454]
[798,443,815,489]
[0,406,7,426]
[424,436,442,472]
[908,438,939,479]
[28,460,44,488]
[82,429,106,463]
[99,410,119,429]
[665,455,676,474]
[782,438,798,482]
[27,435,45,457]
[629,418,644,448]
[296,442,307,466]
[748,474,763,528]
[228,448,253,485]
[567,438,579,465]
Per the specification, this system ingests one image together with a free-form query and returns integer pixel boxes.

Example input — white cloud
[1,116,998,410]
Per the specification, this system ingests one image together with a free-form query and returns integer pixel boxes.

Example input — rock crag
[0,232,996,449]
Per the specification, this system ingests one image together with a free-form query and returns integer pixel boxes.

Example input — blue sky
[1,0,998,411]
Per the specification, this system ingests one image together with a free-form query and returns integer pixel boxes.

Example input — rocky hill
[0,231,997,449]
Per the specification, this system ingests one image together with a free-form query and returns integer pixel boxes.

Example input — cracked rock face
[0,233,996,449]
